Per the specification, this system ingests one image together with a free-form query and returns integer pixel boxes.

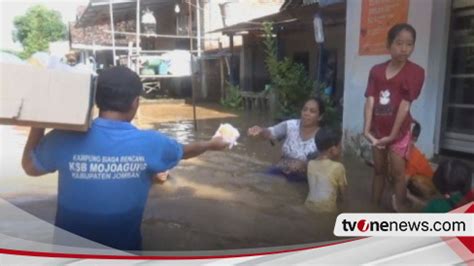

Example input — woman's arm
[247,126,273,140]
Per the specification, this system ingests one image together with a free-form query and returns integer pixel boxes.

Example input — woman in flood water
[247,97,324,181]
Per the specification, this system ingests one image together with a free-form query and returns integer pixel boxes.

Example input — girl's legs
[389,150,409,210]
[372,146,388,205]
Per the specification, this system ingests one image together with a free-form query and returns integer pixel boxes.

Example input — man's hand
[247,126,263,137]
[22,127,47,176]
[208,136,229,150]
[153,171,169,184]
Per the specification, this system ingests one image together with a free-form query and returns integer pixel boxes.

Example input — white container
[0,63,94,131]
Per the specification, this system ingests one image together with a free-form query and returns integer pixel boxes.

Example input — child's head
[433,159,472,196]
[301,97,325,127]
[387,23,416,63]
[314,127,342,160]
[412,120,421,142]
[96,66,143,118]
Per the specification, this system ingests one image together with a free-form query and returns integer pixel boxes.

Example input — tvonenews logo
[334,214,474,237]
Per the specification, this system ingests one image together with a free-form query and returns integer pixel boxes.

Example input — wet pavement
[0,100,390,251]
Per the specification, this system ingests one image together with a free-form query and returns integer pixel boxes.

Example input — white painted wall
[342,0,451,158]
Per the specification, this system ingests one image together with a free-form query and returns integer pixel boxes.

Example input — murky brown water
[1,101,391,251]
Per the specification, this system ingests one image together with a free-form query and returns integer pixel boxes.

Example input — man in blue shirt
[21,66,228,250]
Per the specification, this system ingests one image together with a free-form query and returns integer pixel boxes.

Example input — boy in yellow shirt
[305,127,347,212]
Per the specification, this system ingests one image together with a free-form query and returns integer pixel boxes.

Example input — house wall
[200,0,283,99]
[147,5,181,51]
[239,33,270,92]
[342,0,452,158]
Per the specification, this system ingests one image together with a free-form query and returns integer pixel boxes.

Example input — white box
[0,63,94,131]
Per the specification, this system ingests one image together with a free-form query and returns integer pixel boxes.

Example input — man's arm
[182,137,228,159]
[22,128,47,176]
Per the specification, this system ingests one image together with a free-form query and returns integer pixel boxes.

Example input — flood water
[0,101,391,252]
[155,111,282,163]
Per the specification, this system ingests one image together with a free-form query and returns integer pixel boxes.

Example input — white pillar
[109,0,117,66]
[136,0,141,72]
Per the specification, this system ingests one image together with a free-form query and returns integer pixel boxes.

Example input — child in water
[305,127,347,212]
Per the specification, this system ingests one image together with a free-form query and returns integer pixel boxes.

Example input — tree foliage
[262,22,313,118]
[13,5,67,59]
[262,21,341,127]
[220,82,243,109]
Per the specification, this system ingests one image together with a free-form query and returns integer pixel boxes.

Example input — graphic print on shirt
[374,89,394,116]
[379,90,390,105]
[68,154,147,180]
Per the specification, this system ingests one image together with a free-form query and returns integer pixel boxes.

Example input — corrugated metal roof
[281,0,344,10]
[210,1,345,34]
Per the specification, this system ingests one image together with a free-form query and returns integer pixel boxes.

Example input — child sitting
[405,121,437,202]
[423,159,473,213]
[305,127,347,212]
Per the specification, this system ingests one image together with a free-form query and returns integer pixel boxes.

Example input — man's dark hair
[433,159,472,196]
[95,66,143,112]
[314,127,342,152]
[387,23,416,46]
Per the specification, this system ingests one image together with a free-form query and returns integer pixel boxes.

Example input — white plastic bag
[213,123,240,149]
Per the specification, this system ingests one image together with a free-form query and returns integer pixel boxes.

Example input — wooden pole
[189,0,197,131]
[219,41,225,101]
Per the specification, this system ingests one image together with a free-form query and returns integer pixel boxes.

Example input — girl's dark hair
[306,97,326,116]
[433,159,472,196]
[387,23,416,46]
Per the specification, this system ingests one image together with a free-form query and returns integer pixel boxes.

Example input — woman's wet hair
[306,97,326,116]
[432,159,472,196]
[387,23,416,46]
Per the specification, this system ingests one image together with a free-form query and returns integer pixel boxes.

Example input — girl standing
[363,23,425,211]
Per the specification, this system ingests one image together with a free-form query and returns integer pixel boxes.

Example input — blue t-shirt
[32,118,183,250]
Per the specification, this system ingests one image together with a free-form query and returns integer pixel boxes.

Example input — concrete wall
[342,0,451,158]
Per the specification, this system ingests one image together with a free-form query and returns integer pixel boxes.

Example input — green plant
[263,21,341,126]
[263,22,314,118]
[220,82,243,109]
[311,83,342,128]
[13,5,67,59]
